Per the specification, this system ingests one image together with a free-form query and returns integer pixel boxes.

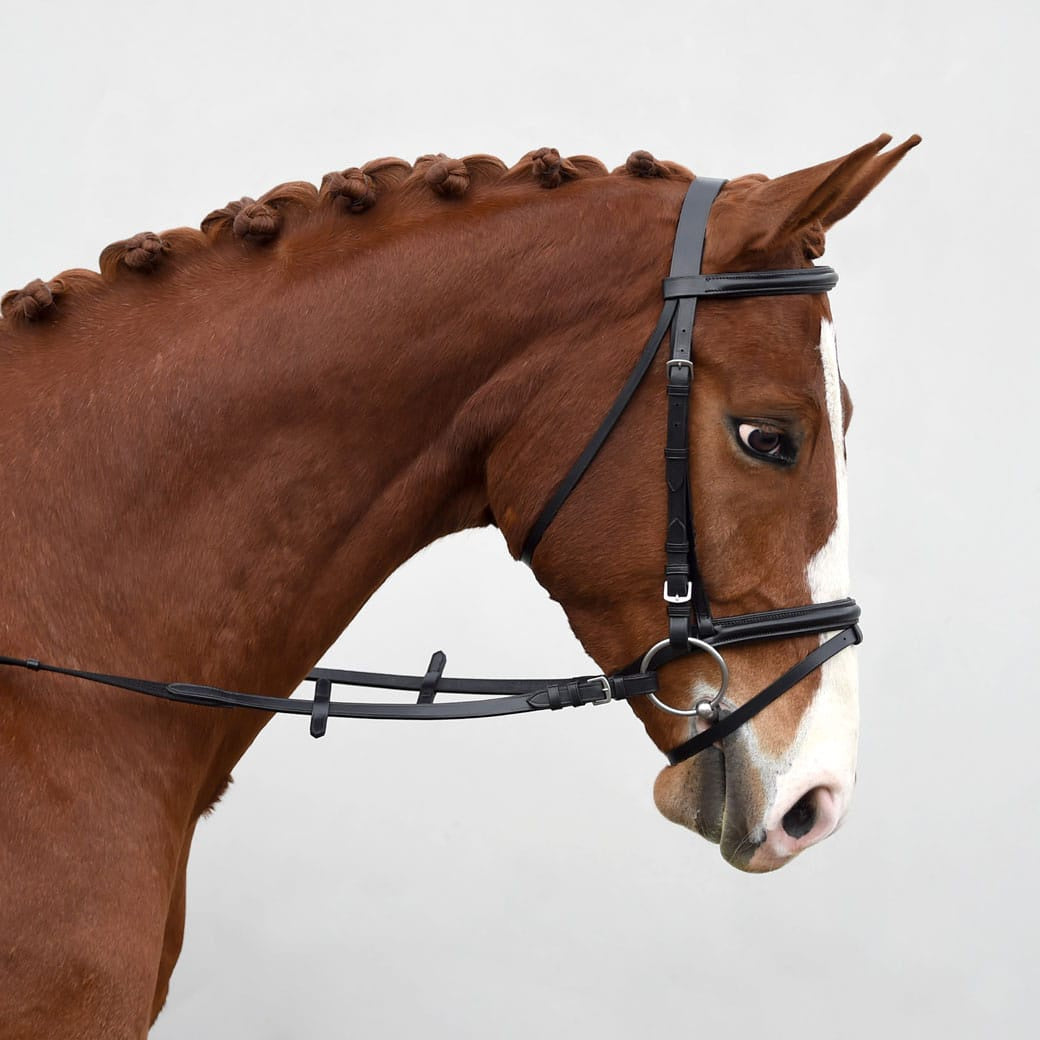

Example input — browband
[663,267,838,300]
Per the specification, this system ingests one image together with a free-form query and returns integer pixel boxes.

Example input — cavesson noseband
[0,177,861,767]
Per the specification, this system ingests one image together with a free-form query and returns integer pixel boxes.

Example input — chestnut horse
[0,135,917,1035]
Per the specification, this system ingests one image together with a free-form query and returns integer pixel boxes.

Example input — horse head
[492,134,919,871]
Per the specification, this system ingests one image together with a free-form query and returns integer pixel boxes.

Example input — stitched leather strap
[663,267,838,299]
[711,598,860,647]
[628,598,862,672]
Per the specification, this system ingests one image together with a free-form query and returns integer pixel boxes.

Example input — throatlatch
[0,176,861,765]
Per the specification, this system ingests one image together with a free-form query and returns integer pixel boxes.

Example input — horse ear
[713,133,921,260]
[818,134,922,229]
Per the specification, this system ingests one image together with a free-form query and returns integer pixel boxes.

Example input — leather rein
[0,177,861,767]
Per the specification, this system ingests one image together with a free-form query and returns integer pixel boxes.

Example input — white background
[2,1,1037,1037]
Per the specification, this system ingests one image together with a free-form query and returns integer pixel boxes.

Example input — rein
[0,177,862,765]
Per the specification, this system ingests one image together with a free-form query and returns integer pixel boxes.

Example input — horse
[0,135,918,1035]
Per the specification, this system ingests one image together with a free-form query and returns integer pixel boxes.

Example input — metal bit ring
[641,637,729,718]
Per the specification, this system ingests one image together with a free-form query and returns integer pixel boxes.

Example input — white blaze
[679,318,862,863]
[806,318,851,600]
[766,317,859,837]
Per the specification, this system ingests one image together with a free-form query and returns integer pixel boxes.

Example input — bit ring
[641,637,729,718]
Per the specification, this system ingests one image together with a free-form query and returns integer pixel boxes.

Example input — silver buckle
[666,358,693,372]
[589,675,612,705]
[663,580,692,604]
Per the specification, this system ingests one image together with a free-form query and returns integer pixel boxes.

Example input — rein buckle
[590,675,613,705]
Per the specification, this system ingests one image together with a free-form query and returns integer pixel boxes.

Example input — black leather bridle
[0,177,861,766]
[518,176,861,763]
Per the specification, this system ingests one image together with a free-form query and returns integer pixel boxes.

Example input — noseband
[0,177,861,766]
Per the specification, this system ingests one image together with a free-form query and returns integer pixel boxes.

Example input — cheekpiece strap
[663,178,726,645]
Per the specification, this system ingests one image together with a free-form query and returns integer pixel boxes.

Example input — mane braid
[0,148,698,334]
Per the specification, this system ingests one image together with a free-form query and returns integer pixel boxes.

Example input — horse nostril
[782,790,818,839]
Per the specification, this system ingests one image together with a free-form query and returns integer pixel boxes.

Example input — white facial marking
[806,318,851,600]
[765,317,859,845]
[677,318,860,863]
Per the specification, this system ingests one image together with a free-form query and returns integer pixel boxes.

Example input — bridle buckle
[663,580,692,604]
[590,675,613,705]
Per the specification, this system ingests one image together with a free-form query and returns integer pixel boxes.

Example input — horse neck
[0,176,680,742]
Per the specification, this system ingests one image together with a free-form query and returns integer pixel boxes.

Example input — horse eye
[737,422,793,462]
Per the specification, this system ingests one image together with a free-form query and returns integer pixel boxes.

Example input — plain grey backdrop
[2,1,1037,1036]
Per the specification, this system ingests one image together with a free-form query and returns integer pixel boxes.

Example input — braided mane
[0,149,693,330]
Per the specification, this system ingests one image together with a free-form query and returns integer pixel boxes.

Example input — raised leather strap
[631,598,862,671]
[663,267,838,299]
[711,598,861,648]
[665,626,862,765]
